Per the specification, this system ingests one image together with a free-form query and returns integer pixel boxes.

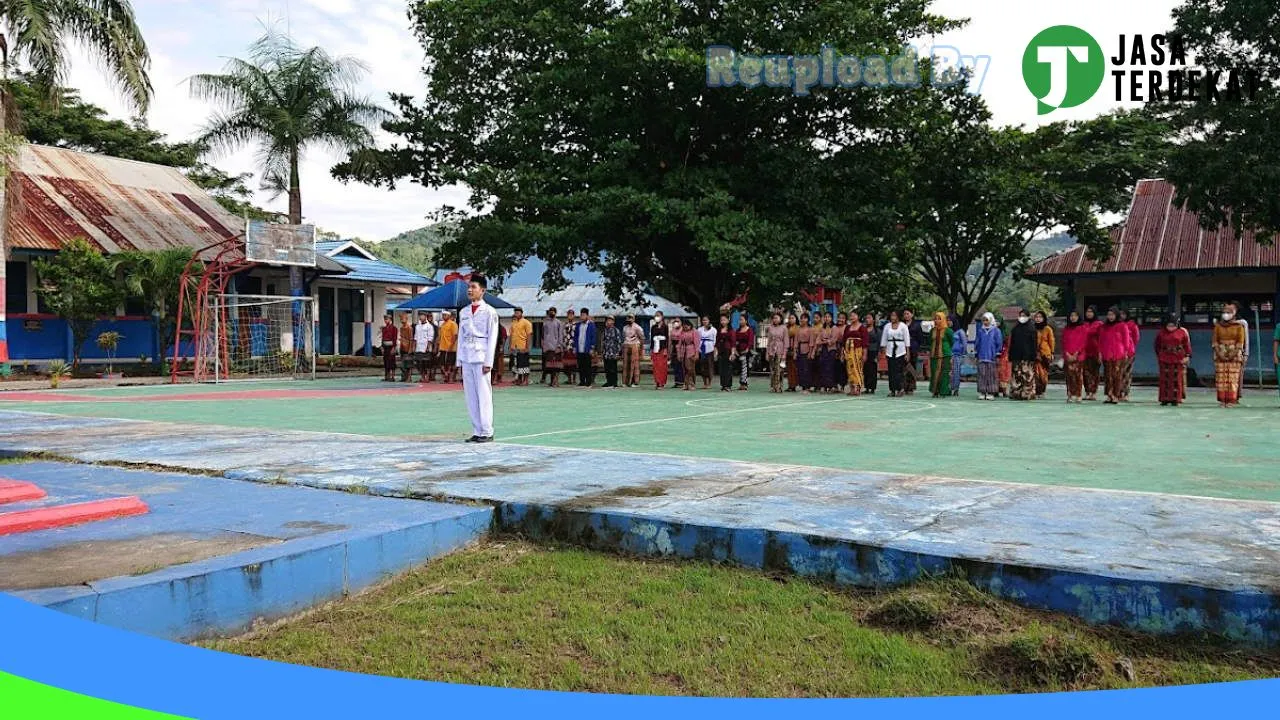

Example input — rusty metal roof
[3,144,241,254]
[1026,179,1280,279]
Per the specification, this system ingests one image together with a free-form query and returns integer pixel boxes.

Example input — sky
[66,0,1182,243]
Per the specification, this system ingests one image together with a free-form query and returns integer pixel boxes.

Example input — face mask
[1222,312,1234,321]
[1018,316,1029,324]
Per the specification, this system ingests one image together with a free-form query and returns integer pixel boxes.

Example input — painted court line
[0,479,47,504]
[0,496,149,535]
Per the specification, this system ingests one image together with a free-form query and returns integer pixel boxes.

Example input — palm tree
[109,248,198,356]
[0,0,152,125]
[189,27,390,227]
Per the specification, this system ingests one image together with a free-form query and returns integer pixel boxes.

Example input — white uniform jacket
[457,301,499,366]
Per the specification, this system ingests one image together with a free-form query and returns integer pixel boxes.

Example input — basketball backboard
[245,221,317,267]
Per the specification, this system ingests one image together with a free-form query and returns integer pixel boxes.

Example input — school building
[1025,178,1279,383]
[0,144,429,364]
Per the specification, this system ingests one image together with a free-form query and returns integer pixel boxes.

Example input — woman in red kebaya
[1082,306,1103,401]
[1060,309,1088,403]
[1098,307,1129,404]
[1155,314,1192,406]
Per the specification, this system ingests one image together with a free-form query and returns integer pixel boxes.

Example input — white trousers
[460,362,493,437]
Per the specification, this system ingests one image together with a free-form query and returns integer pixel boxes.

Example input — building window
[1181,295,1274,326]
[1085,296,1168,325]
[5,261,27,314]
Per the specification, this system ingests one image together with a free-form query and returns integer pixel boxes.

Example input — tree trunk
[287,149,303,299]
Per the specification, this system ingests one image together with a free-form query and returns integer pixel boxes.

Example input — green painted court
[3,378,1278,502]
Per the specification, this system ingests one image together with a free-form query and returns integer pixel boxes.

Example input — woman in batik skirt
[1060,309,1088,403]
[997,324,1012,397]
[1118,309,1139,402]
[1033,310,1055,399]
[786,313,800,392]
[949,314,966,396]
[842,313,869,396]
[1006,309,1038,400]
[928,311,953,397]
[863,313,881,395]
[1212,306,1247,407]
[1155,315,1192,406]
[677,319,699,391]
[1098,308,1129,404]
[1082,306,1102,401]
[974,312,1002,400]
[669,318,685,387]
[794,313,814,393]
[834,312,849,391]
[816,312,838,392]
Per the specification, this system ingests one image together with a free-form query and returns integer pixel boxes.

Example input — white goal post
[205,294,316,382]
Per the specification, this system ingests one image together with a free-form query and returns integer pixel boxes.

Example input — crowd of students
[378,299,1274,409]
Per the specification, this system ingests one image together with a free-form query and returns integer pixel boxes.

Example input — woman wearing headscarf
[1155,314,1192,406]
[1213,304,1247,407]
[863,313,880,395]
[816,312,837,393]
[880,311,910,397]
[1098,307,1129,404]
[949,314,966,397]
[1060,310,1087,403]
[650,312,669,390]
[928,311,954,397]
[842,313,869,396]
[997,320,1013,397]
[834,312,849,391]
[1118,309,1140,402]
[1082,306,1103,401]
[677,318,698,391]
[794,313,814,393]
[1033,311,1055,399]
[974,312,1002,400]
[785,312,800,392]
[1007,309,1038,400]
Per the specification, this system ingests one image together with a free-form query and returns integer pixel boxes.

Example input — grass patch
[204,540,1280,697]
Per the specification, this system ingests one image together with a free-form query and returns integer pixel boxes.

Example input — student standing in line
[928,311,953,398]
[903,309,923,394]
[677,318,698,391]
[1118,309,1139,402]
[880,311,910,397]
[786,313,800,392]
[438,311,459,383]
[1213,304,1247,407]
[541,307,564,387]
[380,314,398,382]
[1033,311,1055,399]
[834,312,849,391]
[508,307,534,386]
[842,313,869,396]
[1155,315,1192,406]
[733,313,755,390]
[1098,308,1128,404]
[601,315,622,388]
[1007,309,1038,401]
[622,314,645,387]
[863,313,880,395]
[996,321,1012,398]
[491,320,508,385]
[765,312,788,393]
[573,308,597,387]
[650,311,669,389]
[794,313,814,393]
[974,312,1002,400]
[398,313,416,382]
[698,316,718,389]
[949,314,966,397]
[1060,310,1087,403]
[414,311,436,383]
[716,314,735,391]
[816,312,838,393]
[561,308,578,387]
[671,318,686,387]
[1082,306,1102,401]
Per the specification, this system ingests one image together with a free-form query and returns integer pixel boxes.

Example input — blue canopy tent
[395,279,514,311]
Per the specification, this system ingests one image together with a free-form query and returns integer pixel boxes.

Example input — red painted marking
[0,479,47,505]
[0,496,149,535]
[0,384,471,403]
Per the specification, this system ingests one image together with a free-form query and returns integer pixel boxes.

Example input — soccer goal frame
[203,294,316,383]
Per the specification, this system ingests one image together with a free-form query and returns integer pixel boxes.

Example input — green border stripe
[0,671,190,719]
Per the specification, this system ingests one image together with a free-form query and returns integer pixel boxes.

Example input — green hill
[370,223,455,278]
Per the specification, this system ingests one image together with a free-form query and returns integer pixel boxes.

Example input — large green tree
[34,238,123,368]
[189,27,389,226]
[1162,0,1279,235]
[336,0,963,316]
[107,247,199,358]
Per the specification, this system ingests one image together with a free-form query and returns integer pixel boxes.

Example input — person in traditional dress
[509,307,533,386]
[1213,305,1247,407]
[903,309,923,394]
[785,313,800,392]
[380,314,398,382]
[1060,309,1087,403]
[670,318,685,386]
[816,312,837,393]
[842,313,869,396]
[561,308,578,386]
[600,315,622,388]
[997,323,1012,398]
[928,310,953,398]
[733,313,754,390]
[650,311,668,390]
[1033,311,1055,399]
[863,313,880,395]
[880,311,910,397]
[834,312,849,391]
[621,314,645,387]
[699,316,719,389]
[677,318,698,391]
[1098,307,1128,404]
[766,312,789,393]
[1082,306,1102,401]
[714,315,734,391]
[541,307,564,387]
[491,320,508,385]
[1118,309,1139,402]
[438,311,459,383]
[572,308,597,387]
[974,312,1002,400]
[1155,315,1192,406]
[414,311,437,383]
[949,314,966,396]
[1007,308,1038,401]
[794,313,814,393]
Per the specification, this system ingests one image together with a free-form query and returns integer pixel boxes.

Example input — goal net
[196,294,316,382]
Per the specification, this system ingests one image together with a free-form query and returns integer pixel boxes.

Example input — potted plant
[97,331,124,379]
[48,360,71,389]
[0,364,13,382]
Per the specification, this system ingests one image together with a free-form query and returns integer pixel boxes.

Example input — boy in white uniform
[457,275,499,442]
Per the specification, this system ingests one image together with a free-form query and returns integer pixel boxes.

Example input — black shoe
[474,436,494,443]
[465,435,480,442]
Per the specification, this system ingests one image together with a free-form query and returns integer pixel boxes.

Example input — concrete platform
[1,410,1279,643]
[0,459,491,640]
